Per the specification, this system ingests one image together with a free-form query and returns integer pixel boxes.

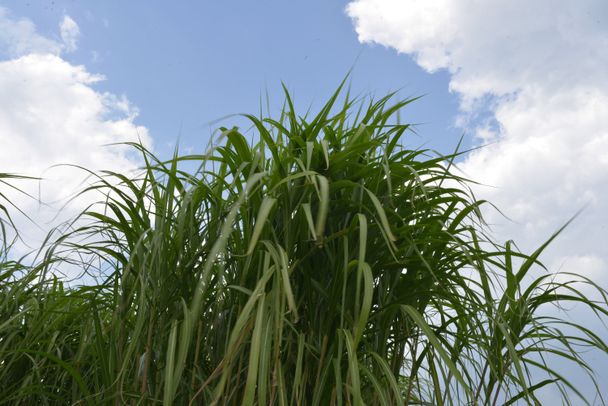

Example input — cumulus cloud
[0,9,150,260]
[346,0,608,274]
[347,0,608,399]
[346,0,608,105]
[0,7,63,57]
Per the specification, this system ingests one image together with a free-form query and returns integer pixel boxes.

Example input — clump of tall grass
[1,84,607,405]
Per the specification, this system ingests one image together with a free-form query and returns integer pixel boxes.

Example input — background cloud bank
[347,0,608,281]
[0,8,150,254]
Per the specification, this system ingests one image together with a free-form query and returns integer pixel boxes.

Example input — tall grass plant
[1,85,606,404]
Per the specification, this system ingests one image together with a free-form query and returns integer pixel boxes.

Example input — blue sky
[2,0,461,156]
[1,1,607,402]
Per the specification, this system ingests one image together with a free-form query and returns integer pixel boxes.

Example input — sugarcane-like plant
[1,84,606,405]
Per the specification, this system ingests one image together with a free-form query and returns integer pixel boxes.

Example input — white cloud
[347,0,608,400]
[346,0,608,107]
[0,7,63,57]
[0,10,151,260]
[1,8,82,57]
[60,16,80,53]
[346,0,608,277]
